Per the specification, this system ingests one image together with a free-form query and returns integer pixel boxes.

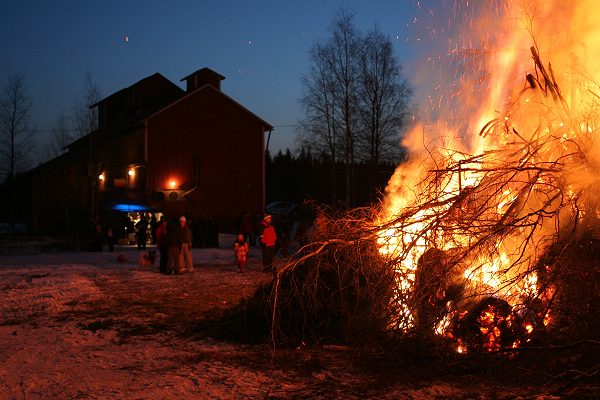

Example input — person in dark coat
[177,215,194,273]
[135,214,148,250]
[105,222,115,253]
[155,217,168,274]
[165,218,180,275]
[93,219,104,252]
[275,216,291,258]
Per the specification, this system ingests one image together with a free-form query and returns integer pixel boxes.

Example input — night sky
[0,1,454,159]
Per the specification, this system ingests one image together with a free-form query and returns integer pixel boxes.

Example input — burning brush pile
[371,0,600,354]
[374,46,600,353]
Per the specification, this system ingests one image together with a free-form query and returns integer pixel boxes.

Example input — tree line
[265,147,404,209]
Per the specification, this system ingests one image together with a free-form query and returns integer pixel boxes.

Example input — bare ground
[0,246,594,399]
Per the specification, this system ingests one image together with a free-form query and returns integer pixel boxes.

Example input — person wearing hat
[177,215,194,273]
[258,214,277,272]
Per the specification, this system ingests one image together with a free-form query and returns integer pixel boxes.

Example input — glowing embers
[371,0,600,354]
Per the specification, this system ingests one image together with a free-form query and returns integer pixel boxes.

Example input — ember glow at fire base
[375,0,600,352]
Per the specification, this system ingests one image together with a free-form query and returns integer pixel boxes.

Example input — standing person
[233,233,249,273]
[259,214,277,272]
[135,214,148,250]
[166,218,180,275]
[93,219,104,252]
[276,217,291,258]
[105,222,115,253]
[126,216,135,245]
[155,217,168,274]
[178,215,194,272]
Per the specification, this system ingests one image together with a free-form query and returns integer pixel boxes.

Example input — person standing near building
[93,219,104,252]
[105,222,115,253]
[166,218,180,275]
[178,215,194,273]
[155,217,169,274]
[135,214,148,250]
[259,214,277,272]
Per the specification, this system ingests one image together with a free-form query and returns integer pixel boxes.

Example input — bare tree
[329,9,360,206]
[46,111,72,159]
[0,75,35,183]
[73,70,101,138]
[299,8,361,206]
[356,25,411,165]
[299,41,342,201]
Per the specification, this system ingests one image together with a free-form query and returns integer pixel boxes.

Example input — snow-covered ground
[0,244,564,399]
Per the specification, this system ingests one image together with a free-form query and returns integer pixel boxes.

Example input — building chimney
[180,67,225,93]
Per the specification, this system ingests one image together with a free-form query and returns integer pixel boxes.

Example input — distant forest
[265,148,403,209]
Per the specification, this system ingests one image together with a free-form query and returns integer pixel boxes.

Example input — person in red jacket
[259,214,277,272]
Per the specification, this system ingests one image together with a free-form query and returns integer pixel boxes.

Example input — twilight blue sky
[0,1,455,158]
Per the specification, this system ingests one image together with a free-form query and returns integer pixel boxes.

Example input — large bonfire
[375,0,600,352]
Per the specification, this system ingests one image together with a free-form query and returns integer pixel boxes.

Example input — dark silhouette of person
[135,214,148,250]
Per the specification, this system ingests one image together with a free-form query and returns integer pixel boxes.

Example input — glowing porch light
[128,168,135,177]
[168,179,178,189]
[98,173,105,181]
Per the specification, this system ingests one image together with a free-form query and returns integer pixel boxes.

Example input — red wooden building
[30,67,273,239]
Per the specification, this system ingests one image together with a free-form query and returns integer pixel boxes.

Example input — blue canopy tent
[108,202,156,212]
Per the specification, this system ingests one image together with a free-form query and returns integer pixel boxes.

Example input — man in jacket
[177,215,194,273]
[259,214,277,272]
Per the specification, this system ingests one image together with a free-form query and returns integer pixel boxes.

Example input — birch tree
[0,75,35,183]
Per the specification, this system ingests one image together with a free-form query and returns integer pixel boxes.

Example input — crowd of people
[87,210,313,275]
[155,215,194,274]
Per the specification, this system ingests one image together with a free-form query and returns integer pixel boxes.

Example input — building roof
[145,83,274,131]
[90,72,182,108]
[179,67,225,83]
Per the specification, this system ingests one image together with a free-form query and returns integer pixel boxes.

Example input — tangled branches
[267,206,399,347]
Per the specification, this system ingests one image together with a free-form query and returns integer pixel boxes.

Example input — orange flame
[376,0,600,349]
